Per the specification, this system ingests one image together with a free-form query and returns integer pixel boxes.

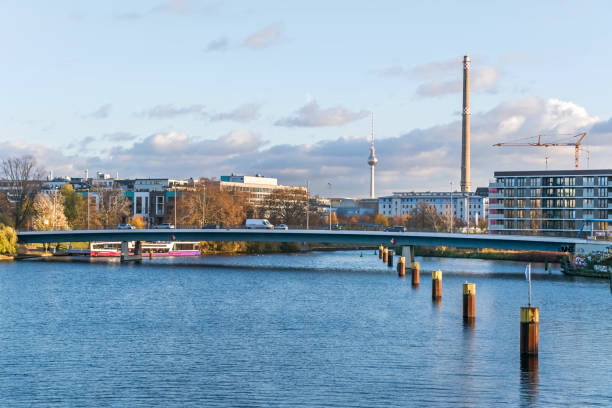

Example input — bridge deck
[16,229,594,252]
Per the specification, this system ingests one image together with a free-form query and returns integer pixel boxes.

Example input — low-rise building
[488,169,612,237]
[378,191,487,225]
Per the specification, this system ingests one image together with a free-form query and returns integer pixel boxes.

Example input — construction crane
[492,132,587,169]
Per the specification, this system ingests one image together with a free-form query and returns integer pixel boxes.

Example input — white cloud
[86,104,112,119]
[210,104,260,122]
[137,104,206,118]
[243,24,283,49]
[275,101,368,127]
[416,66,500,97]
[3,97,608,195]
[205,37,229,52]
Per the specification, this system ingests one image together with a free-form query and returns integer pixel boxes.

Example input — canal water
[0,251,610,407]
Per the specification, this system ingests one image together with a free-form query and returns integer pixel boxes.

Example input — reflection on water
[1,250,611,407]
[520,356,539,407]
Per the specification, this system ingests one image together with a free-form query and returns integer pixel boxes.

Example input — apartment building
[378,191,487,224]
[488,169,612,236]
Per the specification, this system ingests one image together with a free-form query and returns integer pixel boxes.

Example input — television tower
[367,113,378,198]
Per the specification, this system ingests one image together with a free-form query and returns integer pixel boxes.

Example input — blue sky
[1,0,611,197]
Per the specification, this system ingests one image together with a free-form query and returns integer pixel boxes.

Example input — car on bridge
[274,224,288,230]
[385,225,407,232]
[117,223,135,230]
[245,219,274,230]
[154,223,175,229]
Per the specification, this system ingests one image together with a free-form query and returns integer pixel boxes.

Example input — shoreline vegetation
[17,241,567,263]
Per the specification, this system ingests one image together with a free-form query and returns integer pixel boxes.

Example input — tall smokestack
[461,55,471,193]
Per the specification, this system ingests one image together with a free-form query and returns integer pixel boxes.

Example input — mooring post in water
[387,250,394,267]
[379,245,384,260]
[383,247,388,263]
[463,282,475,320]
[520,307,539,355]
[397,256,405,277]
[411,262,420,286]
[432,270,442,300]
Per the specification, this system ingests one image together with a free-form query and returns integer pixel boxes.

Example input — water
[0,252,610,407]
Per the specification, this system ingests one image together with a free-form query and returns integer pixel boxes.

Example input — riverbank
[411,246,565,263]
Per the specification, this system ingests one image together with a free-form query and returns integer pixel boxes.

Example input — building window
[156,196,164,215]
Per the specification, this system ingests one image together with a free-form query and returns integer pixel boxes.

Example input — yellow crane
[492,132,587,169]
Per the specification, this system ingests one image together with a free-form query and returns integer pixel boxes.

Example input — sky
[1,0,612,197]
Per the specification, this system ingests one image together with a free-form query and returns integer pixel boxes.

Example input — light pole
[328,182,332,231]
[52,189,57,230]
[450,181,453,233]
[202,184,206,227]
[87,190,90,230]
[174,185,177,228]
[306,180,309,230]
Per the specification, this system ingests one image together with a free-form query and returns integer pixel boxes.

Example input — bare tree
[91,186,130,229]
[1,156,44,230]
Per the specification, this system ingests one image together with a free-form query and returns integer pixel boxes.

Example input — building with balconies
[488,169,612,237]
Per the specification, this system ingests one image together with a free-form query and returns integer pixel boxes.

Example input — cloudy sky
[1,0,612,197]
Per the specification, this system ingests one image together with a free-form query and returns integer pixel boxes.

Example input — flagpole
[528,263,532,307]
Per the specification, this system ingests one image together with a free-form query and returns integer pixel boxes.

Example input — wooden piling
[432,270,442,300]
[520,307,539,355]
[387,250,394,267]
[411,262,420,286]
[383,248,388,263]
[379,245,384,260]
[463,282,475,319]
[397,256,405,277]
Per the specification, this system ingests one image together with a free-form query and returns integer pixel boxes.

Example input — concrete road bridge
[17,229,611,262]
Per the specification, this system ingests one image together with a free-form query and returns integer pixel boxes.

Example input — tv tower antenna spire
[367,112,378,199]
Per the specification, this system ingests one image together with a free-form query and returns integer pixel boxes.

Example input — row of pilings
[378,245,539,357]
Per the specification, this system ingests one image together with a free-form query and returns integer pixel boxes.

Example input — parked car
[245,219,274,229]
[385,225,407,232]
[154,223,175,229]
[274,224,288,230]
[117,223,135,230]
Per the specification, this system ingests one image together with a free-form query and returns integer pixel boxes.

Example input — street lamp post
[328,182,332,231]
[52,189,56,230]
[174,185,177,228]
[306,180,309,230]
[450,182,453,234]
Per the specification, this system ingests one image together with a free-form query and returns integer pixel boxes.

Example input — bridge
[17,228,608,254]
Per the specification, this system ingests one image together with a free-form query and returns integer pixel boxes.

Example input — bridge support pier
[120,240,142,263]
[401,246,414,264]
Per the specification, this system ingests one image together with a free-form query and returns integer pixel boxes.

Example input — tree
[129,215,147,229]
[32,193,70,231]
[177,180,248,227]
[0,225,17,255]
[263,189,308,226]
[60,183,85,228]
[1,155,44,229]
[373,213,389,227]
[329,211,338,225]
[405,201,449,232]
[90,187,130,229]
